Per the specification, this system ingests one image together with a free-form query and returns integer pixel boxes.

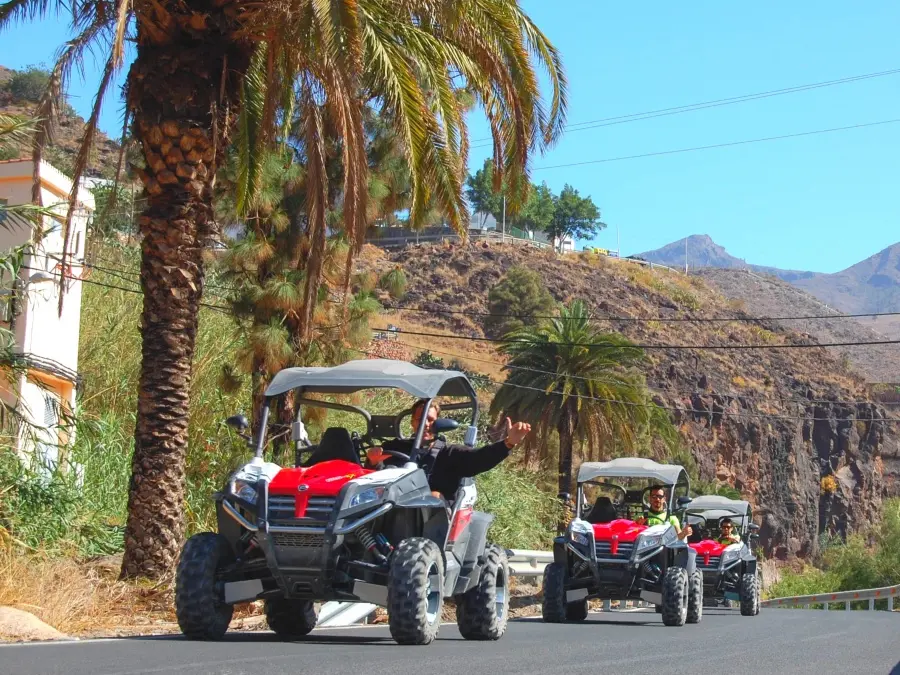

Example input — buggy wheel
[661,566,688,627]
[740,571,760,617]
[541,562,567,623]
[175,533,235,640]
[456,544,509,640]
[687,570,703,624]
[264,598,317,639]
[387,537,444,645]
[565,599,588,621]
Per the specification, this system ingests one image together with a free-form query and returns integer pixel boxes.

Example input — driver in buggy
[716,518,742,546]
[365,399,531,502]
[635,484,693,541]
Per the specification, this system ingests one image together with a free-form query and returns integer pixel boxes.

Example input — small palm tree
[490,300,677,523]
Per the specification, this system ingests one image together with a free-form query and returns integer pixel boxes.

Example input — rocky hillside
[362,241,900,560]
[694,268,900,383]
[0,64,122,177]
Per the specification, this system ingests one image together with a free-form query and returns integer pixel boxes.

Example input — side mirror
[676,496,693,508]
[749,523,760,532]
[432,418,459,433]
[226,414,250,432]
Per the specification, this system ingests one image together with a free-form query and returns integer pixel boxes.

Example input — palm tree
[1,1,567,578]
[489,300,677,525]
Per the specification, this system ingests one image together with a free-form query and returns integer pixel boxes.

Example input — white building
[0,158,92,468]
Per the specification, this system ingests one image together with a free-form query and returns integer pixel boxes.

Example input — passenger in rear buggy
[365,399,531,503]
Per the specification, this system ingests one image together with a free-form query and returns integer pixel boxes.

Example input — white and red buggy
[174,359,509,646]
[542,458,703,627]
[683,495,761,616]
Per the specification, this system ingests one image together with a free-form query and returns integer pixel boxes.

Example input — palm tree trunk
[119,26,251,579]
[556,402,577,532]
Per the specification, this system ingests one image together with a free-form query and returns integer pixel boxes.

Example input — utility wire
[378,338,898,409]
[533,119,900,171]
[371,326,900,351]
[351,347,897,424]
[384,304,900,324]
[470,67,900,146]
[20,265,232,314]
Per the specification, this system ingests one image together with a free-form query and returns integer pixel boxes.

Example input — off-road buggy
[174,359,510,646]
[683,495,760,616]
[542,458,703,627]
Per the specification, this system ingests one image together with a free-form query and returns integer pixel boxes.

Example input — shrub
[820,475,838,494]
[475,463,560,550]
[485,266,555,337]
[3,65,50,103]
[378,266,407,299]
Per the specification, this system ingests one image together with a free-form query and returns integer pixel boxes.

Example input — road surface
[1,609,897,675]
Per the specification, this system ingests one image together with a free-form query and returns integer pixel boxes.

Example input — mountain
[792,243,900,341]
[639,235,817,283]
[640,236,900,341]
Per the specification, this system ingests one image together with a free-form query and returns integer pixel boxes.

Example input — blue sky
[2,1,898,273]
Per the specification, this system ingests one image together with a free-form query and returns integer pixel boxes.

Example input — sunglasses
[650,494,666,500]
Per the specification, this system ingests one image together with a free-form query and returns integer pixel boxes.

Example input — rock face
[0,607,68,642]
[676,397,888,559]
[370,242,900,559]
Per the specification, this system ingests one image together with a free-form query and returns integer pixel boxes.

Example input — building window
[43,393,59,428]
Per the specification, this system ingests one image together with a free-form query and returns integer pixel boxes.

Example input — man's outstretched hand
[504,418,532,447]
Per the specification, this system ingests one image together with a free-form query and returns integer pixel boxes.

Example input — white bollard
[845,601,851,611]
[888,596,893,612]
[603,599,611,612]
[869,598,875,611]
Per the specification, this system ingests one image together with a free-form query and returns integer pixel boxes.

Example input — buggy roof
[264,359,475,399]
[577,458,687,485]
[684,495,751,516]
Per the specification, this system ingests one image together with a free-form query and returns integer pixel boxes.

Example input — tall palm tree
[489,300,677,525]
[1,0,567,578]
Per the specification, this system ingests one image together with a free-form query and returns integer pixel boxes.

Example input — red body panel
[268,461,373,517]
[689,539,728,566]
[591,519,647,544]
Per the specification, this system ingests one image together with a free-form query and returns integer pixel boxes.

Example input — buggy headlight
[569,520,592,547]
[636,533,663,551]
[349,487,384,509]
[233,480,257,505]
[722,547,741,564]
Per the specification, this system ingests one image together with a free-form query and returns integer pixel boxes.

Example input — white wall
[0,159,91,460]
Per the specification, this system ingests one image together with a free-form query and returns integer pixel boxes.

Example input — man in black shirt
[366,400,531,501]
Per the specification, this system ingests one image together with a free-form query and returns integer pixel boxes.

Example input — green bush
[766,498,900,600]
[378,266,407,299]
[485,266,555,338]
[475,463,560,550]
[3,65,50,103]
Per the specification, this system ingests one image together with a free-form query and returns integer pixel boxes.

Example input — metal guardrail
[507,549,553,577]
[761,584,898,611]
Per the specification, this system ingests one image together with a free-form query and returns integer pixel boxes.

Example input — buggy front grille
[272,532,326,548]
[267,495,337,526]
[697,555,721,570]
[595,541,634,561]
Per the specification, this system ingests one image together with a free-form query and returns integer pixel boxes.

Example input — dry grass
[0,545,264,637]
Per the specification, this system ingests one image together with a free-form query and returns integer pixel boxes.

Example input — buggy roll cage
[574,458,691,520]
[682,497,759,542]
[253,359,480,465]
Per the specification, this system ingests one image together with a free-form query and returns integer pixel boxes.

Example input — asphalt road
[1,609,898,675]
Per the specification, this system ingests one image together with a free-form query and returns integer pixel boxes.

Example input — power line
[384,303,900,324]
[380,338,898,409]
[470,67,900,147]
[20,265,232,314]
[351,347,897,424]
[371,326,900,351]
[532,119,900,171]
